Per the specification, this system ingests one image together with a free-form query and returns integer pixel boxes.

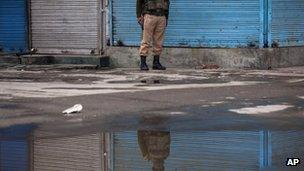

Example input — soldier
[137,0,170,71]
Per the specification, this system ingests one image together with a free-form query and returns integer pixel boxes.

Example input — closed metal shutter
[0,0,28,53]
[33,134,102,171]
[0,140,29,171]
[113,131,261,171]
[270,0,304,47]
[30,0,101,54]
[111,0,262,48]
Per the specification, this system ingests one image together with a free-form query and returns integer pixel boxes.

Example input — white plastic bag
[62,104,83,114]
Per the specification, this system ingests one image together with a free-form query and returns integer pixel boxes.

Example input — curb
[0,54,110,68]
[20,55,110,67]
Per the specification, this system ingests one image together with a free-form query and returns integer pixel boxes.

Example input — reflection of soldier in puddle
[138,130,171,171]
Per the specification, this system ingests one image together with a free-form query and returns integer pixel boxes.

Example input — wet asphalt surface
[0,65,303,137]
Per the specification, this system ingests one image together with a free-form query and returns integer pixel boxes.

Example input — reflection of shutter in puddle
[271,131,304,169]
[0,140,29,171]
[113,131,261,171]
[34,134,102,171]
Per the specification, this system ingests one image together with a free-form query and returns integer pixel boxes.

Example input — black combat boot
[140,56,149,71]
[153,55,166,70]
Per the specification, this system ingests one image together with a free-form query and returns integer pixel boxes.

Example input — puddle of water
[287,78,304,83]
[229,105,294,115]
[225,96,236,100]
[1,125,304,171]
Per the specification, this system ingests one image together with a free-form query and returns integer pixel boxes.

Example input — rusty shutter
[30,0,102,54]
[33,134,102,171]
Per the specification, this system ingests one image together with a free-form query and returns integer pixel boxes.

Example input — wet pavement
[0,66,304,170]
[0,66,303,132]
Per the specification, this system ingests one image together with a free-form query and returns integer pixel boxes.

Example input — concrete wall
[106,46,304,69]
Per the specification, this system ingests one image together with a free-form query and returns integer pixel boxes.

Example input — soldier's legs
[139,14,158,70]
[152,16,166,56]
[152,16,167,70]
[139,14,157,56]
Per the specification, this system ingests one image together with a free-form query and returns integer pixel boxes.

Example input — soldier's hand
[137,16,144,26]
